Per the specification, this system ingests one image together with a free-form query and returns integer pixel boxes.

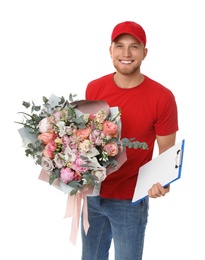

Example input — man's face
[110,34,147,75]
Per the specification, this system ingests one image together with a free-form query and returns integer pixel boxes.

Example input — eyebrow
[114,41,141,45]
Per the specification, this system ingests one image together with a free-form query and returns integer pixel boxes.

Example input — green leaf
[42,96,49,104]
[68,181,83,188]
[49,169,60,185]
[59,96,66,105]
[22,101,30,108]
[70,188,78,196]
[69,93,77,102]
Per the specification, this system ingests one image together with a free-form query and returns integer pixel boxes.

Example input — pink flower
[62,135,70,148]
[103,142,119,156]
[60,167,75,183]
[72,154,89,173]
[69,135,79,150]
[43,140,57,159]
[89,132,102,146]
[73,172,82,181]
[76,127,91,140]
[89,114,96,120]
[53,110,62,122]
[38,132,57,144]
[103,121,118,137]
[53,109,68,122]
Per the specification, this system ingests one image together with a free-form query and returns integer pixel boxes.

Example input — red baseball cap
[111,21,146,46]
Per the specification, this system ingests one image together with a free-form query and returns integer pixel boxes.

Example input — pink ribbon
[39,169,92,245]
[64,191,91,245]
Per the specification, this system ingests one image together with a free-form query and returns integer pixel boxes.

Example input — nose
[122,46,131,57]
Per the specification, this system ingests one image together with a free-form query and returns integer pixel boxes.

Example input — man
[81,21,178,260]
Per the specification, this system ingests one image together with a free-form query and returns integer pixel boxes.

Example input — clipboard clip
[175,149,182,168]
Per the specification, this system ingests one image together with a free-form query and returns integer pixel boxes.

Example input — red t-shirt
[86,73,178,199]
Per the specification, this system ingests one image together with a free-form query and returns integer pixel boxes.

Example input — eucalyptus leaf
[49,169,60,185]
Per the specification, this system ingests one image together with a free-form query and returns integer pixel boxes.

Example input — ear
[143,48,148,60]
[109,45,112,58]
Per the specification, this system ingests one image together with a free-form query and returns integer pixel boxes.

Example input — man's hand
[148,182,170,198]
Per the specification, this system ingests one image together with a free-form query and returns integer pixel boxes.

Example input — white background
[1,0,204,259]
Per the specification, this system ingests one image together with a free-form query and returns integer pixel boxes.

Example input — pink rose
[60,167,75,183]
[103,121,118,137]
[38,132,57,144]
[76,127,91,140]
[103,142,119,156]
[43,140,57,159]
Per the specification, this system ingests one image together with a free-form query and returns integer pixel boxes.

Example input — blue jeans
[81,196,149,260]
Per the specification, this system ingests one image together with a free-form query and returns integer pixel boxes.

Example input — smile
[120,60,133,64]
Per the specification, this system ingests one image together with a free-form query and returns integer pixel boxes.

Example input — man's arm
[148,133,176,198]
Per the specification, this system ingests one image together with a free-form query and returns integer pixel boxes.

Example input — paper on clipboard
[132,139,185,204]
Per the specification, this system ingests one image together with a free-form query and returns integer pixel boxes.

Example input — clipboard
[132,139,185,204]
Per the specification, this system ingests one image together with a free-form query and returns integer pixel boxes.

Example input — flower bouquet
[16,93,148,196]
[15,93,148,243]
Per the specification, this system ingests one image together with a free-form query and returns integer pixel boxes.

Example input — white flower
[53,153,66,168]
[64,146,77,162]
[41,157,54,172]
[87,157,102,167]
[86,147,100,158]
[92,167,107,182]
[38,117,53,133]
[95,109,107,123]
[56,121,67,137]
[79,140,93,152]
[83,114,89,123]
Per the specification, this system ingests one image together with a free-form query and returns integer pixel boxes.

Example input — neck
[113,72,144,89]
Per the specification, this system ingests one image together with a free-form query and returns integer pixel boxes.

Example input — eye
[131,44,139,49]
[115,44,123,48]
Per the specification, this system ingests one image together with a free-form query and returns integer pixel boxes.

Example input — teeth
[121,61,132,64]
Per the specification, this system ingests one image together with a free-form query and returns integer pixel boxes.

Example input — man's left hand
[148,182,170,198]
